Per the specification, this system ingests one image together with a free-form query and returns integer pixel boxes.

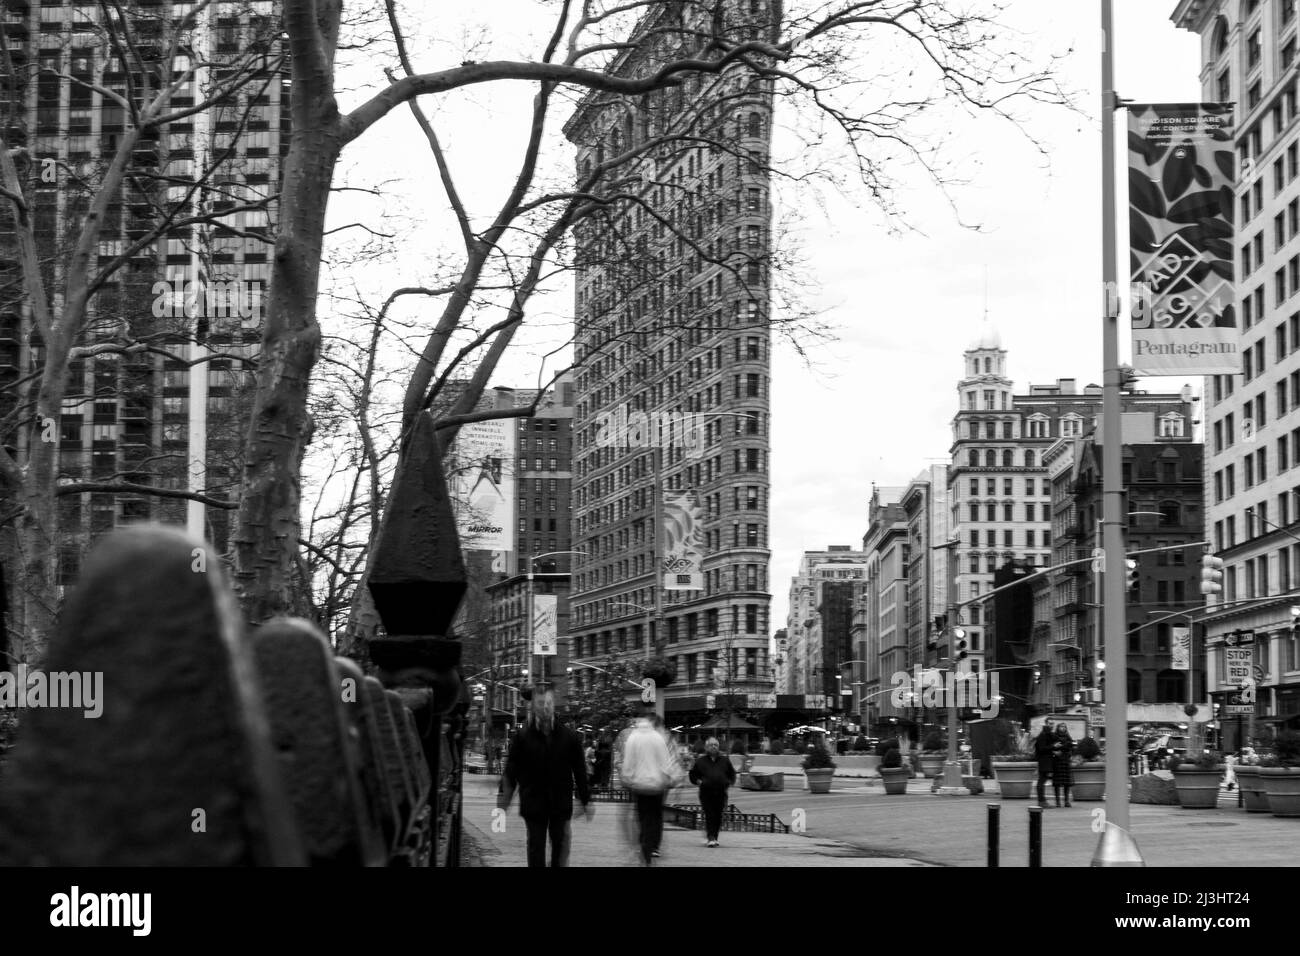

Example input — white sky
[319,1,1204,630]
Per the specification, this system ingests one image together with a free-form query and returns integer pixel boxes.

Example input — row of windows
[968,478,1044,497]
[966,449,1038,468]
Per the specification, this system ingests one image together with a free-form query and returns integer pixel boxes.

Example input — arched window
[1160,500,1181,526]
[985,450,997,467]
[1025,450,1036,467]
[969,450,979,466]
[1155,669,1186,703]
[1127,668,1142,702]
[984,357,991,373]
[1212,15,1229,57]
[747,112,762,138]
[1002,450,1013,467]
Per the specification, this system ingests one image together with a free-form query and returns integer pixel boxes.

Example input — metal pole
[527,556,535,693]
[653,445,665,720]
[987,803,1000,868]
[1029,805,1042,868]
[1094,0,1142,867]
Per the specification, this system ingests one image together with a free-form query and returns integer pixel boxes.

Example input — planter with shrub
[802,741,837,794]
[991,740,1038,800]
[918,731,947,778]
[1169,751,1225,809]
[878,744,908,795]
[1071,736,1106,802]
[1260,731,1300,818]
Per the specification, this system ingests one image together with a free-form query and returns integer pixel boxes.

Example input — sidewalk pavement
[459,775,934,867]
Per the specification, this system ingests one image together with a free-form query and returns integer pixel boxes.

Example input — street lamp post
[526,549,587,693]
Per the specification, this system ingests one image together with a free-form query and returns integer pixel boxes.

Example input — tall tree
[251,0,1069,642]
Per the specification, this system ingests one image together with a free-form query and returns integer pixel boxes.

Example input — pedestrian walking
[1052,724,1074,807]
[594,737,612,788]
[619,713,683,865]
[689,737,736,848]
[497,689,593,867]
[1034,721,1056,808]
[584,740,596,786]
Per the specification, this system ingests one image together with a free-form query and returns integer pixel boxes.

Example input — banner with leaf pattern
[661,491,704,591]
[1128,103,1236,374]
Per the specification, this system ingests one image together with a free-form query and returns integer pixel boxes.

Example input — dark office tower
[562,2,776,720]
[0,2,287,605]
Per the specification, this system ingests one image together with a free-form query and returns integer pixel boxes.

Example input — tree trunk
[231,109,341,625]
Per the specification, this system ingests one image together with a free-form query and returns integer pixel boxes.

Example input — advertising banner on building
[532,594,558,656]
[449,417,515,551]
[662,490,704,591]
[1128,103,1236,375]
[1171,625,1191,670]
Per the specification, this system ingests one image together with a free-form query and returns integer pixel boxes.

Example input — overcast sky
[322,2,1204,630]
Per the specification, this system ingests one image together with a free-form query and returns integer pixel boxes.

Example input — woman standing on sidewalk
[1052,724,1074,807]
[689,737,736,848]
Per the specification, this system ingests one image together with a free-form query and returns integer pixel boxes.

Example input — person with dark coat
[689,737,737,847]
[1052,724,1074,807]
[1034,721,1056,808]
[498,690,593,867]
[594,738,613,788]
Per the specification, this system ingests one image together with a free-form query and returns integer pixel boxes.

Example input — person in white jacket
[619,714,682,864]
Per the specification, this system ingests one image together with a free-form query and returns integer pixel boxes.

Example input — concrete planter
[1172,767,1224,809]
[1260,767,1300,817]
[1235,766,1270,813]
[918,753,946,779]
[879,767,909,795]
[992,761,1036,799]
[804,767,835,794]
[1072,762,1106,801]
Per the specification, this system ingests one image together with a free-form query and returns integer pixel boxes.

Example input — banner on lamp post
[661,490,704,591]
[1171,625,1191,670]
[1127,103,1237,375]
[532,594,558,656]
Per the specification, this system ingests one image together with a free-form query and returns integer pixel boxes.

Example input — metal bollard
[1028,805,1042,868]
[987,803,1000,868]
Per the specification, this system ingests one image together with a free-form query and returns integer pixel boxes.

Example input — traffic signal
[1032,668,1041,687]
[1125,558,1139,591]
[1291,606,1300,638]
[1201,554,1224,594]
[953,626,968,662]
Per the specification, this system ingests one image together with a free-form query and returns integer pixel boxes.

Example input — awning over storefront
[1126,703,1213,724]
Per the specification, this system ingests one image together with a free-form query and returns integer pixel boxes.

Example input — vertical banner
[532,594,558,656]
[1171,625,1190,670]
[449,417,515,551]
[661,490,705,590]
[1128,103,1236,374]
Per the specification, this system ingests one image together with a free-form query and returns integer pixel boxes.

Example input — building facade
[0,1,287,606]
[1029,406,1204,726]
[563,2,777,721]
[1175,0,1300,739]
[784,546,867,698]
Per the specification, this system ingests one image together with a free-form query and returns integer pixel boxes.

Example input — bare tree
[238,0,1064,657]
[0,2,283,663]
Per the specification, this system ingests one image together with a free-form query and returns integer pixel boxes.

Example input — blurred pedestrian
[584,740,596,786]
[1034,721,1056,808]
[690,737,736,848]
[594,737,612,788]
[497,689,593,867]
[1052,724,1074,807]
[619,713,682,865]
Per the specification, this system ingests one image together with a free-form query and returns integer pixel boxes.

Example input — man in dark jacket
[689,737,736,847]
[498,689,593,867]
[1034,721,1056,808]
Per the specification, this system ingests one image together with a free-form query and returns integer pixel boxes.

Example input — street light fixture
[527,549,587,691]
